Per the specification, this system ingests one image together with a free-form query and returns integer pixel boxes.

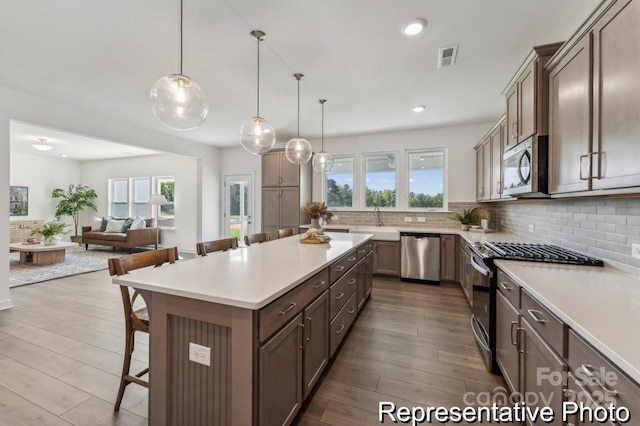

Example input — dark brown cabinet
[372,240,400,276]
[548,0,640,196]
[495,291,520,395]
[439,234,457,282]
[490,120,507,200]
[302,291,329,400]
[259,313,303,426]
[458,243,472,308]
[475,143,486,201]
[357,250,373,309]
[475,115,508,203]
[504,43,561,146]
[261,149,311,240]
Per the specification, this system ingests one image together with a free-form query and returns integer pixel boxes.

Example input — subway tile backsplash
[496,196,640,276]
[326,202,497,229]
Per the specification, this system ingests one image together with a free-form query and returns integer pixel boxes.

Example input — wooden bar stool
[196,237,238,256]
[244,232,271,246]
[276,227,297,239]
[108,247,178,411]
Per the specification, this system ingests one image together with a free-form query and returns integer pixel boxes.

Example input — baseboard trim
[0,298,14,311]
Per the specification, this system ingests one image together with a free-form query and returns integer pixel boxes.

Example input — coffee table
[9,241,78,265]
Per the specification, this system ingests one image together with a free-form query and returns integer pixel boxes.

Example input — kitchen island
[112,232,373,426]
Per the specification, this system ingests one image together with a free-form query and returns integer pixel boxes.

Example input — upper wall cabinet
[548,0,640,196]
[262,150,300,187]
[504,43,563,150]
[475,115,509,203]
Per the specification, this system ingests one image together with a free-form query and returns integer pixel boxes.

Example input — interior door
[224,175,253,245]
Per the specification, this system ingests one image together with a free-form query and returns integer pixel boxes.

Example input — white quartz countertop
[495,259,640,384]
[112,232,372,310]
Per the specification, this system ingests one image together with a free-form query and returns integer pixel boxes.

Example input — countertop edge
[494,259,640,385]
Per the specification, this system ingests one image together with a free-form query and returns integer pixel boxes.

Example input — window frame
[323,154,357,211]
[109,178,129,218]
[154,176,176,230]
[362,151,398,210]
[405,148,448,212]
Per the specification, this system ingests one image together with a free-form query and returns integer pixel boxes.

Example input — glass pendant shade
[239,116,276,155]
[150,74,209,131]
[285,137,312,165]
[312,151,334,173]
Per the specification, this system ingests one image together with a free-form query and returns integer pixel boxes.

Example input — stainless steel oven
[469,251,494,372]
[502,135,548,197]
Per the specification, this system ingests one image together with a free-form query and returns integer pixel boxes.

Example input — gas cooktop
[483,242,604,266]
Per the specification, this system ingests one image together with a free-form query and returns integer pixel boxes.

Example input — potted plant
[31,221,69,245]
[304,201,334,228]
[451,208,478,231]
[52,184,98,243]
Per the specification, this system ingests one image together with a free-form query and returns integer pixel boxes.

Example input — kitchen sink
[349,226,400,241]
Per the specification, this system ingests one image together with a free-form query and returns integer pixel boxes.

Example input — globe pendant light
[285,73,312,165]
[240,30,276,155]
[312,99,334,173]
[150,0,208,131]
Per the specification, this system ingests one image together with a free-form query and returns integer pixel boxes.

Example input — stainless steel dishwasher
[400,232,440,283]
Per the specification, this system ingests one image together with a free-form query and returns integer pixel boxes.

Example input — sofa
[82,217,160,250]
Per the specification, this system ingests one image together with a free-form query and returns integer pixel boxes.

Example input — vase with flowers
[304,201,334,228]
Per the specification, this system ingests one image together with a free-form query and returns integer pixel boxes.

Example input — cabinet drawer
[356,240,373,261]
[568,330,640,424]
[520,290,566,357]
[565,373,616,426]
[260,283,313,342]
[306,268,330,300]
[329,249,358,283]
[329,267,358,319]
[496,270,520,308]
[329,292,358,357]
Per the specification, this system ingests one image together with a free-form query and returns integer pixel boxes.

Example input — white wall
[81,154,199,253]
[1,85,222,310]
[10,152,82,233]
[309,122,493,204]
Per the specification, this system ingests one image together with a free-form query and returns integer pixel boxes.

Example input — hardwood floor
[0,272,504,425]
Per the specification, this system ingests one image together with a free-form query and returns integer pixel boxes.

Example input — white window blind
[110,179,129,217]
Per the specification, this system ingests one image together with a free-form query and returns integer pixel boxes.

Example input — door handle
[527,309,546,323]
[579,154,591,181]
[306,316,312,341]
[510,321,518,346]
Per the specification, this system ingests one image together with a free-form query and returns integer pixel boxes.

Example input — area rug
[9,245,125,287]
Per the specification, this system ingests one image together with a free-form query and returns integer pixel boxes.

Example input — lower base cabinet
[259,313,304,426]
[303,291,329,399]
[495,291,520,394]
[372,240,400,276]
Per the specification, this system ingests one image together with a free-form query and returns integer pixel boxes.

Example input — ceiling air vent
[437,44,458,68]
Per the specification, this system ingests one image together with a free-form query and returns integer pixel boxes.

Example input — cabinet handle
[510,321,518,346]
[517,327,524,354]
[306,316,312,341]
[312,280,326,289]
[336,324,345,334]
[335,292,345,300]
[499,282,512,291]
[278,302,296,316]
[511,121,518,139]
[579,154,591,181]
[334,265,345,272]
[581,364,619,398]
[347,279,356,285]
[358,249,366,254]
[527,309,546,323]
[348,307,356,314]
[347,257,357,262]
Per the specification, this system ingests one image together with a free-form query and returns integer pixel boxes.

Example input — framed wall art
[9,186,28,216]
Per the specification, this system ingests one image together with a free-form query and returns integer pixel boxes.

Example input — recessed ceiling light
[402,19,426,36]
[412,105,426,112]
[60,154,68,157]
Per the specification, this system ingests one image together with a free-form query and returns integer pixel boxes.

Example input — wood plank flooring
[0,271,504,425]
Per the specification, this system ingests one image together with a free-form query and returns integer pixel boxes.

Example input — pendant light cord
[256,37,260,117]
[180,0,183,75]
[297,78,300,137]
[321,101,325,151]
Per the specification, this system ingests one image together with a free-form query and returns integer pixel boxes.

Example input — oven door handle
[471,315,491,352]
[471,255,493,279]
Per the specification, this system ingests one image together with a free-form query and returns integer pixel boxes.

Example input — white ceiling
[1,0,601,151]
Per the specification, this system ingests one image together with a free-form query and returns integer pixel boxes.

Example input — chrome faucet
[374,206,383,227]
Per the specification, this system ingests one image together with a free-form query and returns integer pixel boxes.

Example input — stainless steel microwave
[502,136,548,197]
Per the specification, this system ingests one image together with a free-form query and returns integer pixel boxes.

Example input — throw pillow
[91,217,102,231]
[100,216,111,232]
[131,216,146,230]
[105,219,126,233]
[121,218,134,232]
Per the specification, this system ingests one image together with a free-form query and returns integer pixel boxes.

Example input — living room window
[109,178,129,217]
[155,176,175,228]
[132,177,151,217]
